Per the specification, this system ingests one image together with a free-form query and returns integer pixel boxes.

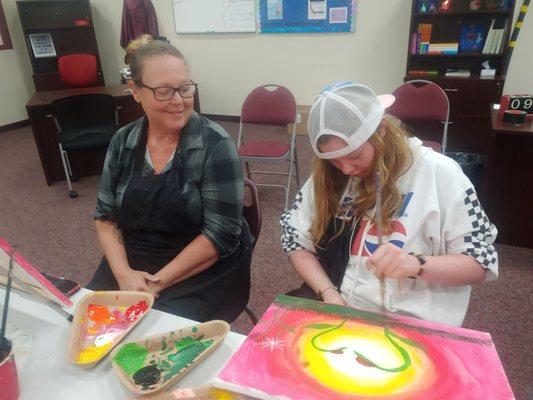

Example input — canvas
[215,295,514,400]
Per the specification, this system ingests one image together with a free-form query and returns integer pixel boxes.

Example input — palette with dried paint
[112,320,230,395]
[215,294,515,400]
[67,291,154,368]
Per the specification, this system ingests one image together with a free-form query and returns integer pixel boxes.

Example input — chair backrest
[388,79,450,152]
[58,54,98,88]
[388,80,449,122]
[241,85,297,126]
[52,94,116,130]
[243,178,262,244]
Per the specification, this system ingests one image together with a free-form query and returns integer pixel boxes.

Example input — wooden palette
[111,320,230,395]
[67,291,154,369]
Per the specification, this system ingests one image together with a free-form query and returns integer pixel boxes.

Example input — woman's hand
[116,269,160,293]
[367,243,421,279]
[322,289,348,307]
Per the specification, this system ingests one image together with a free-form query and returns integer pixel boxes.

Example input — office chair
[242,178,262,325]
[388,79,450,153]
[51,94,120,198]
[58,54,98,88]
[237,84,300,210]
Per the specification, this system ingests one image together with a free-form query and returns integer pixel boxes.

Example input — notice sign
[29,33,56,58]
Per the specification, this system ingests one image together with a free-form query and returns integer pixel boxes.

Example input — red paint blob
[125,300,148,322]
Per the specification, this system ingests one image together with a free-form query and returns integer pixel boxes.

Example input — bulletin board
[173,0,256,33]
[258,0,356,33]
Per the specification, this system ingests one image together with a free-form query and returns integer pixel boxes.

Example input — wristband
[408,252,427,279]
[317,285,338,300]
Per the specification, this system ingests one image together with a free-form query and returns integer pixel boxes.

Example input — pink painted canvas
[215,295,514,400]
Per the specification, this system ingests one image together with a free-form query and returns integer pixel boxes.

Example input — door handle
[444,88,459,92]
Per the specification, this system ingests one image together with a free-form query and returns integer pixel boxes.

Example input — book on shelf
[416,23,433,54]
[408,69,439,77]
[483,17,507,55]
[428,42,459,54]
[445,68,471,78]
[459,23,486,53]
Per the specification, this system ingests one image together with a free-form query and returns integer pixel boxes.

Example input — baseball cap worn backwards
[308,81,396,159]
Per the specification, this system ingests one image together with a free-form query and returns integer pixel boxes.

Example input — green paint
[310,320,347,355]
[114,343,148,375]
[161,338,167,351]
[162,338,214,382]
[192,327,198,333]
[352,327,414,372]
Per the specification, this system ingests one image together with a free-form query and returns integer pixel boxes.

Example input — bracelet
[317,285,338,300]
[408,252,427,279]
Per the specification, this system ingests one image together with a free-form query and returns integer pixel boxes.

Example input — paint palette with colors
[111,320,230,395]
[67,291,154,368]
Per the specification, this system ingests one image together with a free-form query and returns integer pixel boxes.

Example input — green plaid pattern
[94,112,244,256]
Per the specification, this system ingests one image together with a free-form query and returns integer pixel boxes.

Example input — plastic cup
[0,339,20,400]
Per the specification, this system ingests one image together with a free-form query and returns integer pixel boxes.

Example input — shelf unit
[404,0,516,154]
[17,0,105,91]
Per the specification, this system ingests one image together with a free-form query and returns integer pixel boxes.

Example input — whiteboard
[173,0,256,33]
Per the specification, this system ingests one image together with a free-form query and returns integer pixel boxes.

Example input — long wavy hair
[310,115,413,247]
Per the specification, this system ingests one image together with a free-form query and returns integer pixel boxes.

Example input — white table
[0,288,246,399]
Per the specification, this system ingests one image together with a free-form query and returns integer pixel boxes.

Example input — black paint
[133,364,161,390]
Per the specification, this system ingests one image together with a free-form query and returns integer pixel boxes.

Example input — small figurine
[429,0,438,12]
[440,0,453,10]
[469,0,482,10]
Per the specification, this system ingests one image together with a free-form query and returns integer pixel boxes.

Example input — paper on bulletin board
[28,33,56,58]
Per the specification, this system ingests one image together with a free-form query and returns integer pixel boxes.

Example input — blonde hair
[124,35,188,86]
[124,34,154,66]
[310,115,413,247]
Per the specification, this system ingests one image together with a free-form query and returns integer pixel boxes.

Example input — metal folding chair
[237,84,300,210]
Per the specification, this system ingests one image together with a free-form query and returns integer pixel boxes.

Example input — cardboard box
[287,105,311,135]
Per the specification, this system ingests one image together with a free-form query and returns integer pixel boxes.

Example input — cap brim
[378,94,396,109]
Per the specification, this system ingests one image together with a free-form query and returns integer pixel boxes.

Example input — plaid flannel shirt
[94,112,243,257]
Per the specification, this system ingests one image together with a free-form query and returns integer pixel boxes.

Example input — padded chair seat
[59,125,117,151]
[239,141,290,158]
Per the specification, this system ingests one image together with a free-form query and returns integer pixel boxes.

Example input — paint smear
[125,300,149,322]
[78,342,112,363]
[114,343,148,375]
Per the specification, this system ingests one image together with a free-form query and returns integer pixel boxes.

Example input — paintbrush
[374,173,386,314]
[0,246,15,359]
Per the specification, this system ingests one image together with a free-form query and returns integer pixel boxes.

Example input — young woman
[88,38,252,323]
[281,81,498,326]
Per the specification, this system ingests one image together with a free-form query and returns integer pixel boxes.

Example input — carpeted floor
[0,123,531,399]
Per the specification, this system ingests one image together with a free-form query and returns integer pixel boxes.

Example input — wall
[1,0,532,125]
[0,0,33,126]
[91,0,533,116]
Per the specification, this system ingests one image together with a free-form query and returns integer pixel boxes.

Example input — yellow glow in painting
[298,323,435,396]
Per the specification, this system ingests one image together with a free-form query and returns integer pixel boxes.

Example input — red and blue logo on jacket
[351,192,413,256]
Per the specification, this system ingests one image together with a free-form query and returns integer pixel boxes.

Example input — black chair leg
[245,305,258,325]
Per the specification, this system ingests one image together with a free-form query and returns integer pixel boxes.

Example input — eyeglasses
[139,82,197,101]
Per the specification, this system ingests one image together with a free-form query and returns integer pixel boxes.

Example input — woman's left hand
[367,243,421,279]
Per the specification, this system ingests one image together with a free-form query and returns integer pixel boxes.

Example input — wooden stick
[375,173,386,313]
[0,246,15,341]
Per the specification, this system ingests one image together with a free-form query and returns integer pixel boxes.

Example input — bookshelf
[405,0,516,153]
[17,0,105,91]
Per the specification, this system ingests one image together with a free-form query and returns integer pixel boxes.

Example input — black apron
[88,128,252,323]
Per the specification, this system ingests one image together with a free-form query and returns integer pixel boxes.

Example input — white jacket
[281,138,498,326]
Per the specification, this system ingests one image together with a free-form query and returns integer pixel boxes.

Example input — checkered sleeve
[443,187,498,281]
[280,178,315,254]
[200,137,243,257]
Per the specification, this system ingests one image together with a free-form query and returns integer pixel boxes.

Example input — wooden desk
[26,84,144,186]
[483,107,533,248]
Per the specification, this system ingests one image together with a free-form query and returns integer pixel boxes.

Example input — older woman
[87,39,252,323]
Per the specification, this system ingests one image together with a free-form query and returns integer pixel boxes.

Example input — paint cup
[0,339,20,400]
